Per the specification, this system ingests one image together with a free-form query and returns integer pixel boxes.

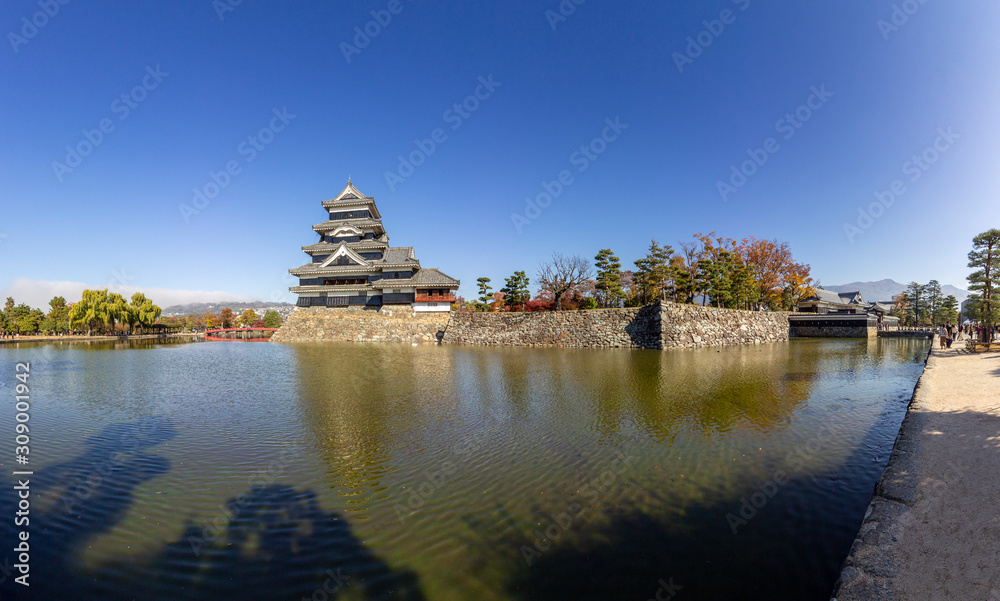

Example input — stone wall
[790,325,875,338]
[659,302,791,348]
[441,305,662,348]
[272,302,793,348]
[270,306,451,343]
[442,302,790,349]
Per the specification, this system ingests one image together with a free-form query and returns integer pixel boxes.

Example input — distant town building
[288,179,459,312]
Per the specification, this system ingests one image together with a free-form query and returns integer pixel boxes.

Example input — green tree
[633,241,674,304]
[580,297,598,310]
[476,277,493,311]
[237,309,258,327]
[594,249,624,308]
[126,293,161,334]
[924,280,942,322]
[48,296,70,333]
[8,304,36,334]
[262,310,282,328]
[500,271,531,311]
[904,282,926,326]
[69,289,109,335]
[937,295,959,325]
[107,292,129,334]
[967,228,1000,339]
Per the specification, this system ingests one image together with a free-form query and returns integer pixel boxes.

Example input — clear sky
[2,0,998,308]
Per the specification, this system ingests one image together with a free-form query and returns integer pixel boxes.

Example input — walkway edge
[829,339,936,601]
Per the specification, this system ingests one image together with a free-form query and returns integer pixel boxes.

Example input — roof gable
[318,242,369,267]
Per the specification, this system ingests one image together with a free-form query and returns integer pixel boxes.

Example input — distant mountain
[162,301,294,316]
[824,279,969,304]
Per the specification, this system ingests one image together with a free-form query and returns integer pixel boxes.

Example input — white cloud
[0,278,258,310]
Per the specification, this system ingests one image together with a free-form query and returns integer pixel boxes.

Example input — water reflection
[0,337,930,601]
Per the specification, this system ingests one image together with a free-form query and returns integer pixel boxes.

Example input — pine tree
[476,277,493,311]
[594,249,624,308]
[967,228,1000,339]
[500,271,531,311]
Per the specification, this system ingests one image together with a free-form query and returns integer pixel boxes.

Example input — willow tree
[127,292,162,334]
[69,289,109,335]
[967,228,1000,339]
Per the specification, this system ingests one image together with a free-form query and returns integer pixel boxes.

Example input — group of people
[938,322,998,348]
[937,324,961,348]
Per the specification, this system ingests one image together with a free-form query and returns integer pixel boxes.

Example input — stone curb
[829,338,937,601]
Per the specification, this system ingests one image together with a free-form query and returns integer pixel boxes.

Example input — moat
[0,337,929,601]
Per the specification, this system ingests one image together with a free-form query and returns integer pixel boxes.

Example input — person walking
[946,324,954,348]
[939,325,947,348]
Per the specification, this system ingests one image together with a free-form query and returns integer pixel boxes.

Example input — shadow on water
[0,417,426,601]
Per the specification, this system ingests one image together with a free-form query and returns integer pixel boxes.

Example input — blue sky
[2,0,998,308]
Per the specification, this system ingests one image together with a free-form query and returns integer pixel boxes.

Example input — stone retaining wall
[659,302,790,348]
[270,306,451,343]
[271,302,792,348]
[441,305,662,348]
[790,325,875,338]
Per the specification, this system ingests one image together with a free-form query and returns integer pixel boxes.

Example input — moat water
[0,337,929,601]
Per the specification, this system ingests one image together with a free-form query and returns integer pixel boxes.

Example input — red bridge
[203,328,278,341]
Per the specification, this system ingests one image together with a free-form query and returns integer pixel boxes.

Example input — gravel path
[833,338,1000,600]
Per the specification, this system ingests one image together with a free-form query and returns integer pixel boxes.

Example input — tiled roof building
[289,180,459,311]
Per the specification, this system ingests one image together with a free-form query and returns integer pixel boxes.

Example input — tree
[537,253,593,311]
[476,277,493,312]
[8,304,39,334]
[220,308,235,329]
[202,313,217,329]
[126,293,161,334]
[69,289,113,335]
[889,293,910,325]
[594,249,624,308]
[937,295,959,325]
[904,282,926,326]
[237,309,258,327]
[262,310,282,328]
[500,271,531,311]
[633,240,674,304]
[48,296,70,334]
[967,228,1000,339]
[107,292,129,334]
[924,280,942,322]
[735,237,813,310]
[4,297,14,315]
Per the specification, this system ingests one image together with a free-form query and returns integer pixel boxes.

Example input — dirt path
[833,338,1000,600]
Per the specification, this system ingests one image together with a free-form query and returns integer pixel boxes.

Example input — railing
[414,295,456,303]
